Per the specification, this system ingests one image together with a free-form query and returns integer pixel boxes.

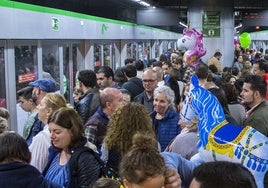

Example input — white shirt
[29,125,51,172]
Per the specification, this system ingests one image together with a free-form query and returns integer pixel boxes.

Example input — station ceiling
[150,0,268,33]
[12,0,268,33]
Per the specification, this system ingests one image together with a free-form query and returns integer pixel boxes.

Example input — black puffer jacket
[68,148,101,188]
[121,77,144,101]
[75,88,100,124]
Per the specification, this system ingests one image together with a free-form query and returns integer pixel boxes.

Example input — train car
[0,1,181,133]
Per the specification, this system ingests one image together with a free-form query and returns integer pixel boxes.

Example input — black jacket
[133,91,154,113]
[121,77,144,101]
[0,162,61,188]
[43,138,101,188]
[75,88,100,124]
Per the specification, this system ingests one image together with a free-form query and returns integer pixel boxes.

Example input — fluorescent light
[139,1,150,7]
[179,21,188,28]
[234,23,242,30]
[131,0,151,7]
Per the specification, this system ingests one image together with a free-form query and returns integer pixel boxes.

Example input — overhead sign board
[202,11,220,37]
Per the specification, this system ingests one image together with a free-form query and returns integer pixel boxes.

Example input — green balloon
[239,32,251,48]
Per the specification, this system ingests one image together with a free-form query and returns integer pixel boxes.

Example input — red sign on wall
[18,72,35,83]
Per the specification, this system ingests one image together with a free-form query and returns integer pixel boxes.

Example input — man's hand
[164,168,182,188]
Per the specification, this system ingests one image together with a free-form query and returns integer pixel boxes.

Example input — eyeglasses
[142,79,156,83]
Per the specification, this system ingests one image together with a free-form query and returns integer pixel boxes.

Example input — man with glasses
[134,68,158,113]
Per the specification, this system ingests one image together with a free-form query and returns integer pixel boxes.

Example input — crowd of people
[1,46,268,188]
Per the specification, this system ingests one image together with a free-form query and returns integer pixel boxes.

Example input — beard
[32,93,38,104]
[241,98,254,109]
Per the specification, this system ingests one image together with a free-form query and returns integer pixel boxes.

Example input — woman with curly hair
[101,102,155,171]
[101,102,182,188]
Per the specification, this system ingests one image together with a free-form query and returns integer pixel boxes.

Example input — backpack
[69,146,120,186]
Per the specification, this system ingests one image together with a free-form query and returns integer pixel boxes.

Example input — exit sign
[202,11,220,37]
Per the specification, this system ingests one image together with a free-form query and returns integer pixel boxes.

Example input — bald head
[100,88,123,111]
[152,67,164,82]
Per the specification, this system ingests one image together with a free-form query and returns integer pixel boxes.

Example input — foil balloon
[177,28,206,67]
[234,36,239,45]
[180,75,268,188]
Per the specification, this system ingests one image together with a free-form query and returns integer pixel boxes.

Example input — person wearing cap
[208,51,223,72]
[25,78,56,146]
[29,78,56,105]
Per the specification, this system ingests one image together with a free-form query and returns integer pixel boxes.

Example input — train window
[154,40,160,58]
[0,46,6,108]
[127,42,137,60]
[162,41,169,54]
[137,41,151,67]
[63,43,80,104]
[94,43,114,71]
[103,44,111,67]
[42,44,60,91]
[94,44,101,72]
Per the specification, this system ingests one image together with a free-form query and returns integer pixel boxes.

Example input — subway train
[0,1,181,133]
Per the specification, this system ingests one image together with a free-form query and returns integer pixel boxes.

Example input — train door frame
[0,40,9,128]
[5,40,38,133]
[0,40,7,108]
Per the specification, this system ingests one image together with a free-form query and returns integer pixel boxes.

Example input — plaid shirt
[84,107,109,150]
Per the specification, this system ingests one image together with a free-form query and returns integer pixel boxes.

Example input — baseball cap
[29,78,56,93]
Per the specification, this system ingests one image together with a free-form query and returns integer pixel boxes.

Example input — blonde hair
[0,107,9,120]
[185,116,198,132]
[42,93,68,112]
[0,117,8,134]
